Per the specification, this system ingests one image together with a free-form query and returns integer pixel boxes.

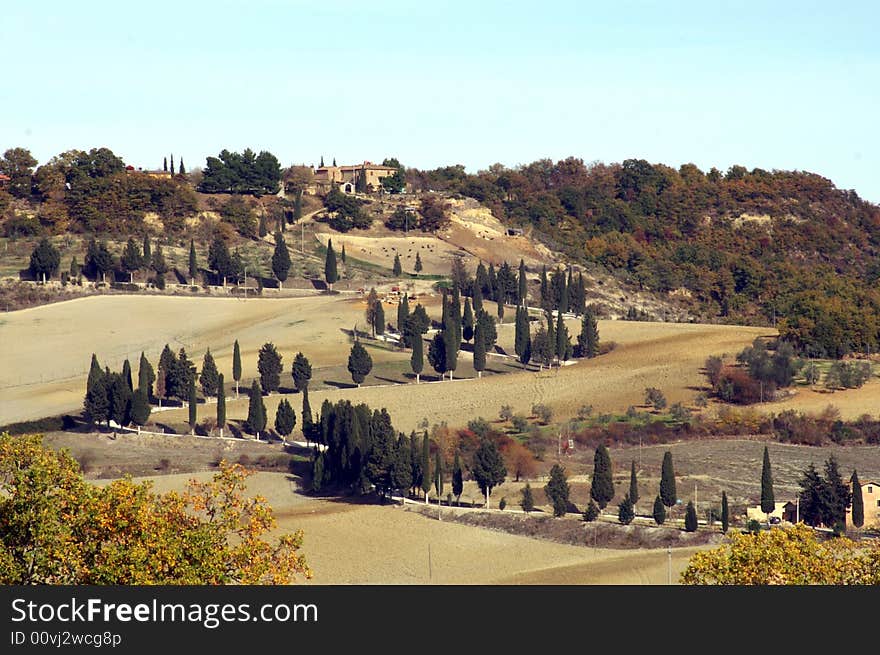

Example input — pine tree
[721,491,729,533]
[84,368,109,425]
[137,351,155,397]
[232,339,242,397]
[392,253,402,277]
[257,343,283,394]
[188,239,198,285]
[427,331,447,379]
[473,321,486,378]
[653,495,666,525]
[414,251,422,275]
[275,398,297,438]
[618,494,635,525]
[452,451,463,505]
[660,451,677,509]
[200,349,219,397]
[629,460,639,506]
[462,298,474,343]
[272,231,291,288]
[518,259,527,307]
[583,500,599,522]
[761,445,775,515]
[347,340,372,386]
[122,358,133,391]
[420,433,432,501]
[823,455,851,531]
[216,374,226,437]
[410,331,423,383]
[590,444,614,509]
[121,237,142,282]
[545,464,570,517]
[521,483,535,512]
[685,501,698,532]
[188,377,198,434]
[324,239,338,291]
[130,389,151,427]
[246,379,267,439]
[292,352,312,392]
[851,470,864,529]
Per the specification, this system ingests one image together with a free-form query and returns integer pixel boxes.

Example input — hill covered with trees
[406,159,880,357]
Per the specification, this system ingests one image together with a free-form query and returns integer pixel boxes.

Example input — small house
[848,480,880,529]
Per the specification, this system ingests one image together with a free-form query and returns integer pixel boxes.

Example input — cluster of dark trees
[199,149,282,195]
[2,146,197,236]
[797,455,860,533]
[322,186,371,232]
[83,354,152,429]
[309,399,508,506]
[404,157,880,359]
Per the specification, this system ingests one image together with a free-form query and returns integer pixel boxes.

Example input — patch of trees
[797,456,852,532]
[199,148,282,195]
[322,186,371,232]
[704,339,800,404]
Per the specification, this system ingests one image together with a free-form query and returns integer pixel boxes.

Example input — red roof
[0,174,11,181]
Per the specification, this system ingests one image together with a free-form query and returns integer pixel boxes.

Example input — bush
[583,500,599,522]
[499,497,507,511]
[466,417,490,438]
[531,403,553,425]
[577,404,593,420]
[499,405,514,421]
[511,415,529,433]
[747,519,763,534]
[644,387,667,411]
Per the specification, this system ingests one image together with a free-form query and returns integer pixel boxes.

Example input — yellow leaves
[681,524,880,585]
[0,436,311,585]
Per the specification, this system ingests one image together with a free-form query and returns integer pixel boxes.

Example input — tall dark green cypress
[324,239,338,290]
[420,433,431,501]
[188,377,198,434]
[200,349,219,397]
[246,379,266,439]
[514,305,530,367]
[660,451,677,509]
[142,235,151,269]
[462,297,474,343]
[685,501,698,532]
[578,308,600,358]
[434,449,444,500]
[539,265,550,311]
[555,310,566,362]
[397,293,410,333]
[410,331,423,383]
[851,470,864,528]
[188,239,198,284]
[472,280,484,316]
[130,389,151,427]
[760,445,775,515]
[518,259,527,307]
[138,351,154,397]
[559,268,569,313]
[721,491,729,533]
[629,460,639,506]
[301,387,313,441]
[653,495,666,525]
[216,374,226,436]
[473,321,486,378]
[232,339,242,397]
[444,327,458,380]
[87,354,103,395]
[452,451,463,504]
[122,358,133,391]
[590,444,614,509]
[392,253,402,277]
[451,285,462,349]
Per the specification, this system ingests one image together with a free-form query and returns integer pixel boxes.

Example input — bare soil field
[314,231,461,277]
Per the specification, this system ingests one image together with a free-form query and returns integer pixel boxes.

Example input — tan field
[97,471,704,584]
[1,293,774,430]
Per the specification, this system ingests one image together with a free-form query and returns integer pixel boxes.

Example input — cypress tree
[539,265,550,311]
[142,235,151,268]
[518,259,527,307]
[578,308,600,358]
[444,327,458,381]
[472,281,483,315]
[170,153,174,174]
[188,377,197,434]
[851,470,864,529]
[414,251,422,275]
[521,483,534,512]
[272,231,291,288]
[496,295,504,321]
[471,437,507,506]
[70,256,79,278]
[660,451,677,509]
[473,321,486,378]
[618,494,635,525]
[188,239,198,285]
[462,297,474,343]
[555,309,566,363]
[87,353,103,395]
[107,371,132,428]
[375,300,385,336]
[653,495,666,525]
[232,339,242,397]
[122,358,133,391]
[420,433,432,501]
[257,342,283,394]
[561,267,570,313]
[294,190,303,223]
[130,389,151,427]
[246,379,266,439]
[451,285,462,349]
[347,340,372,386]
[85,369,109,425]
[515,305,528,366]
[685,500,698,532]
[275,398,297,438]
[392,253,402,277]
[137,351,155,397]
[761,445,775,516]
[410,432,423,498]
[545,464,570,517]
[629,460,639,506]
[341,243,346,263]
[199,349,219,397]
[292,352,312,392]
[427,331,447,379]
[258,214,269,238]
[301,387,313,442]
[397,293,410,333]
[440,289,449,330]
[311,450,324,492]
[324,239,338,291]
[410,331,423,383]
[452,451,463,505]
[583,499,599,522]
[721,491,729,533]
[179,157,185,175]
[120,238,141,282]
[163,156,168,172]
[216,374,226,437]
[590,444,614,509]
[487,263,497,301]
[434,449,444,500]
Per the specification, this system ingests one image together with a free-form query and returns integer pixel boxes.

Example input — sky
[2,1,878,201]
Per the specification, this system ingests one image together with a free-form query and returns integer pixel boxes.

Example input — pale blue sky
[2,1,878,200]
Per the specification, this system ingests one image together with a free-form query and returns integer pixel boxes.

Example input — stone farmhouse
[309,161,397,195]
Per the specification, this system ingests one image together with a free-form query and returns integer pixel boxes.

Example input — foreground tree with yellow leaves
[681,524,880,585]
[0,433,311,585]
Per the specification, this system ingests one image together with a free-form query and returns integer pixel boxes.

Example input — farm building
[310,161,397,195]
[848,480,880,529]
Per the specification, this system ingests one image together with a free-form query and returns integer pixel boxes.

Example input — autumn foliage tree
[0,434,310,584]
